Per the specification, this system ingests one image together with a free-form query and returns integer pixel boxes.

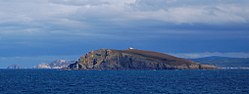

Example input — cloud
[127,0,249,24]
[0,0,248,35]
[49,0,110,6]
[0,0,248,57]
[1,0,248,26]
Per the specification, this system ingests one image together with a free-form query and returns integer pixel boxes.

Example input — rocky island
[7,64,21,69]
[35,60,74,69]
[68,48,217,70]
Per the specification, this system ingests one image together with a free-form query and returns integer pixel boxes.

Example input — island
[67,48,217,70]
[35,60,74,69]
[7,64,21,69]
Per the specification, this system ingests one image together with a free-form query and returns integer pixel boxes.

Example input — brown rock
[68,49,217,70]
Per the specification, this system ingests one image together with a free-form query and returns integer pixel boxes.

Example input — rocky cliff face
[68,49,217,70]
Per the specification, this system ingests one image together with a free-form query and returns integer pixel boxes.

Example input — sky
[0,0,249,68]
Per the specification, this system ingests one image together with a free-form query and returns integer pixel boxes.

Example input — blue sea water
[0,70,249,94]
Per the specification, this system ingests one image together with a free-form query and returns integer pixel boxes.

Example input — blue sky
[0,0,249,68]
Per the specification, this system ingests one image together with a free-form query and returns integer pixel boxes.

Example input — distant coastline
[219,67,249,70]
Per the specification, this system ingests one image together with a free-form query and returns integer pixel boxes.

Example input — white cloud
[49,0,110,6]
[0,0,248,38]
[126,4,248,24]
[0,0,80,25]
[0,0,248,25]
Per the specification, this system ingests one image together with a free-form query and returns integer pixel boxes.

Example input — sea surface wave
[0,69,248,94]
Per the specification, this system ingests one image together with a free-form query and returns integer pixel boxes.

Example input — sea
[0,69,248,94]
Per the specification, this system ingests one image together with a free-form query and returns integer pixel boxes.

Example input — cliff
[68,49,217,70]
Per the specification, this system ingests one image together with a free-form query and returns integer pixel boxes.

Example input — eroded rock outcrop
[68,49,217,70]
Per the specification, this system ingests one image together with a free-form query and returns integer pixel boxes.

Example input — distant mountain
[35,60,75,69]
[7,64,21,69]
[191,56,249,67]
[68,49,216,70]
